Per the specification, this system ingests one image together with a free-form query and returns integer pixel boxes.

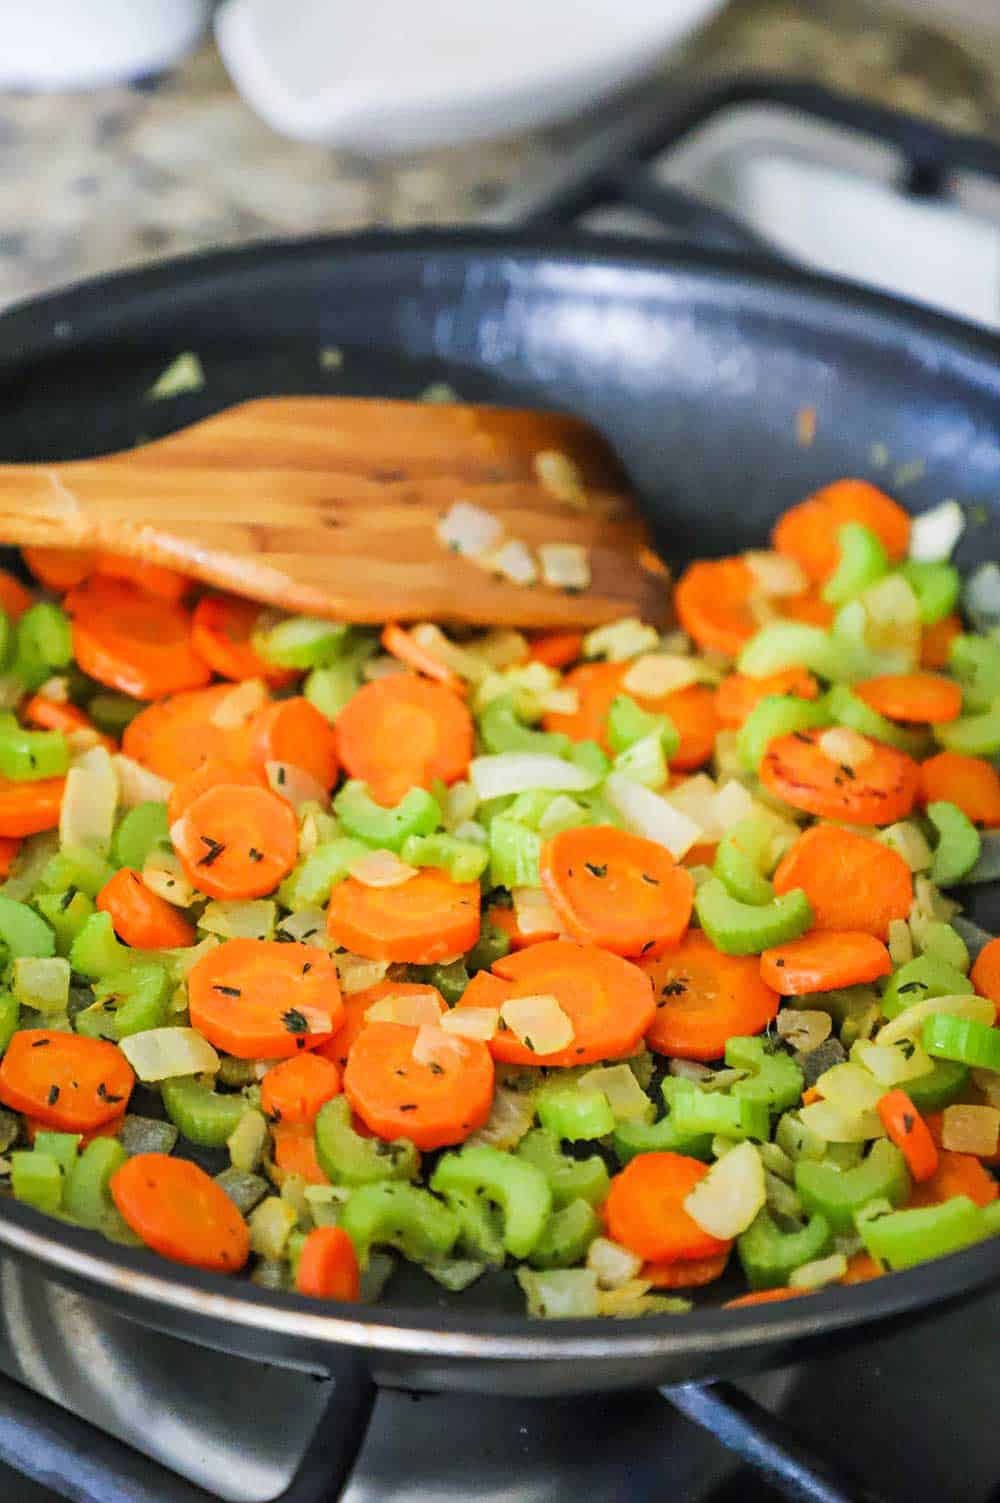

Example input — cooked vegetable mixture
[2,482,1000,1319]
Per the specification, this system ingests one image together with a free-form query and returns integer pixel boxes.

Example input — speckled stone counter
[1,0,998,310]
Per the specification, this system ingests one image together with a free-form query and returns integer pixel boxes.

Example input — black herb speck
[248,847,264,863]
[282,1008,309,1034]
[276,766,286,786]
[47,1084,60,1106]
[275,929,295,943]
[302,962,312,975]
[641,873,660,886]
[31,1039,50,1048]
[428,1061,444,1076]
[641,940,655,954]
[662,980,687,997]
[523,1036,535,1052]
[97,1082,123,1104]
[197,835,226,868]
[839,763,857,780]
[213,984,242,998]
[584,862,608,878]
[60,886,77,912]
[775,958,786,968]
[398,1103,418,1112]
[902,1112,915,1133]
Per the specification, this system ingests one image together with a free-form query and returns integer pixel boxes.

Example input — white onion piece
[583,618,660,662]
[577,1064,651,1121]
[586,1237,643,1290]
[941,1104,1000,1156]
[623,653,700,698]
[348,849,419,888]
[663,773,720,838]
[684,1142,765,1240]
[909,499,965,563]
[534,450,587,509]
[713,779,756,829]
[436,501,504,559]
[119,1026,219,1082]
[470,753,600,800]
[517,1268,599,1319]
[818,727,874,771]
[538,542,590,591]
[878,992,995,1048]
[512,887,563,938]
[275,907,333,949]
[410,624,488,684]
[209,678,268,729]
[113,754,173,809]
[412,1024,467,1068]
[145,846,196,907]
[60,744,117,854]
[441,1007,499,1041]
[799,1100,884,1143]
[366,993,445,1026]
[604,773,702,859]
[745,550,809,597]
[490,540,537,586]
[265,761,330,813]
[36,677,69,704]
[336,955,390,994]
[789,1253,848,1291]
[814,1063,884,1114]
[200,899,276,941]
[500,993,574,1055]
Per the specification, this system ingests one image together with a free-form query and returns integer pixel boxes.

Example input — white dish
[215,0,724,154]
[0,0,211,90]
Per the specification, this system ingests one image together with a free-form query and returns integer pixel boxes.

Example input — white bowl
[215,0,724,154]
[0,0,211,90]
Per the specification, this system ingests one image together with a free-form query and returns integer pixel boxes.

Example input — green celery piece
[430,1144,552,1259]
[922,1014,1000,1071]
[35,891,95,957]
[826,683,927,755]
[160,1077,248,1148]
[527,1199,601,1271]
[738,623,839,681]
[77,964,170,1042]
[536,1085,615,1142]
[442,1188,506,1266]
[314,1095,420,1186]
[0,715,68,782]
[606,695,680,761]
[737,1208,832,1291]
[489,815,542,889]
[612,1079,712,1165]
[41,846,116,900]
[695,877,812,957]
[830,599,911,682]
[737,695,830,772]
[464,914,511,974]
[340,1181,460,1267]
[612,732,668,789]
[0,894,54,958]
[949,634,1000,712]
[479,696,571,757]
[280,837,370,908]
[32,1130,81,1179]
[935,699,1000,757]
[726,1036,804,1112]
[14,603,72,690]
[10,1150,63,1214]
[775,1111,827,1162]
[822,523,889,606]
[899,561,960,626]
[63,1137,127,1231]
[903,1057,969,1112]
[880,954,972,1020]
[516,1128,611,1208]
[0,608,12,672]
[0,990,18,1053]
[418,959,469,1005]
[926,800,981,887]
[859,1195,988,1271]
[920,922,969,973]
[253,616,349,670]
[569,740,610,781]
[113,802,171,871]
[334,780,441,852]
[399,833,489,883]
[795,1139,910,1234]
[87,692,143,737]
[670,1087,770,1143]
[507,790,559,828]
[69,912,128,978]
[714,819,774,906]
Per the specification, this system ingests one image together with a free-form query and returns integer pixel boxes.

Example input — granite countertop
[0,0,998,311]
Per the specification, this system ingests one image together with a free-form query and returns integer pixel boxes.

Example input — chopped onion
[941,1104,1000,1156]
[684,1142,765,1239]
[887,918,914,968]
[814,1062,884,1114]
[606,773,702,859]
[441,1007,499,1041]
[470,753,600,800]
[336,955,390,994]
[860,574,921,671]
[578,1064,652,1121]
[348,849,419,888]
[412,1024,467,1068]
[366,993,444,1027]
[144,848,196,908]
[745,550,809,597]
[444,780,478,831]
[467,1085,537,1150]
[533,450,587,509]
[586,1237,643,1290]
[200,899,276,941]
[209,678,269,730]
[583,618,660,662]
[275,907,332,949]
[490,540,537,586]
[248,1197,298,1260]
[12,956,70,1014]
[471,629,529,670]
[775,1009,831,1053]
[228,1109,268,1173]
[799,1099,884,1142]
[851,1038,932,1085]
[60,744,117,854]
[668,1059,714,1083]
[964,561,1000,634]
[878,992,995,1048]
[37,676,69,704]
[538,542,590,592]
[623,653,701,698]
[500,993,574,1055]
[818,727,874,771]
[789,1253,848,1291]
[113,754,173,809]
[537,689,579,715]
[410,624,490,684]
[663,773,720,837]
[713,779,756,830]
[119,1026,220,1082]
[512,887,563,938]
[909,499,965,563]
[436,501,504,560]
[517,1267,599,1319]
[265,761,330,813]
[161,935,219,979]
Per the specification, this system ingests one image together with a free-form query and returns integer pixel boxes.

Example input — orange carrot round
[344,1019,494,1150]
[0,775,64,837]
[123,684,260,783]
[191,594,295,685]
[643,930,779,1061]
[22,547,95,593]
[759,728,919,825]
[166,758,267,826]
[272,1123,330,1186]
[921,613,962,670]
[251,697,340,792]
[188,938,344,1059]
[315,981,445,1071]
[542,661,624,751]
[110,1154,250,1273]
[772,824,912,940]
[65,575,211,700]
[0,1029,134,1132]
[907,1148,998,1209]
[296,1225,361,1301]
[0,569,34,622]
[326,868,481,965]
[760,931,891,994]
[381,623,466,695]
[95,554,189,604]
[716,668,819,727]
[772,479,910,582]
[334,674,473,807]
[919,750,1000,829]
[528,631,583,669]
[457,939,655,1067]
[971,938,1000,1006]
[605,1152,732,1263]
[674,557,758,657]
[779,591,835,628]
[642,1251,730,1288]
[724,1286,812,1308]
[260,1052,342,1126]
[656,685,720,772]
[876,1090,938,1183]
[172,783,298,900]
[96,867,196,949]
[540,825,694,958]
[855,673,962,725]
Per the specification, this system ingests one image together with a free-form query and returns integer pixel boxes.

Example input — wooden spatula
[0,397,668,627]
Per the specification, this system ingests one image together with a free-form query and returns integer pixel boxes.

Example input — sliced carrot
[605,1152,732,1263]
[94,554,189,603]
[457,939,655,1067]
[759,728,919,825]
[315,982,446,1071]
[772,479,910,582]
[972,938,1000,1006]
[110,1153,249,1273]
[65,576,211,700]
[0,836,21,880]
[674,557,758,657]
[682,841,719,869]
[381,623,466,695]
[0,1029,134,1132]
[326,868,481,965]
[540,825,694,958]
[841,1252,883,1285]
[0,569,34,622]
[0,775,64,837]
[779,591,835,629]
[172,783,298,901]
[487,901,559,950]
[166,758,267,825]
[760,931,891,995]
[919,750,1000,829]
[251,696,340,793]
[334,674,473,807]
[725,1286,812,1308]
[344,1019,494,1150]
[261,1052,342,1127]
[877,1090,938,1182]
[656,684,720,772]
[191,594,296,685]
[272,1123,330,1186]
[801,1087,822,1106]
[528,631,583,669]
[187,938,344,1059]
[716,668,819,728]
[22,547,95,593]
[921,613,962,670]
[542,661,625,750]
[96,867,196,950]
[23,695,114,751]
[296,1225,361,1301]
[772,824,912,940]
[855,673,962,725]
[907,1148,998,1209]
[643,930,779,1061]
[642,1251,729,1288]
[122,684,260,783]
